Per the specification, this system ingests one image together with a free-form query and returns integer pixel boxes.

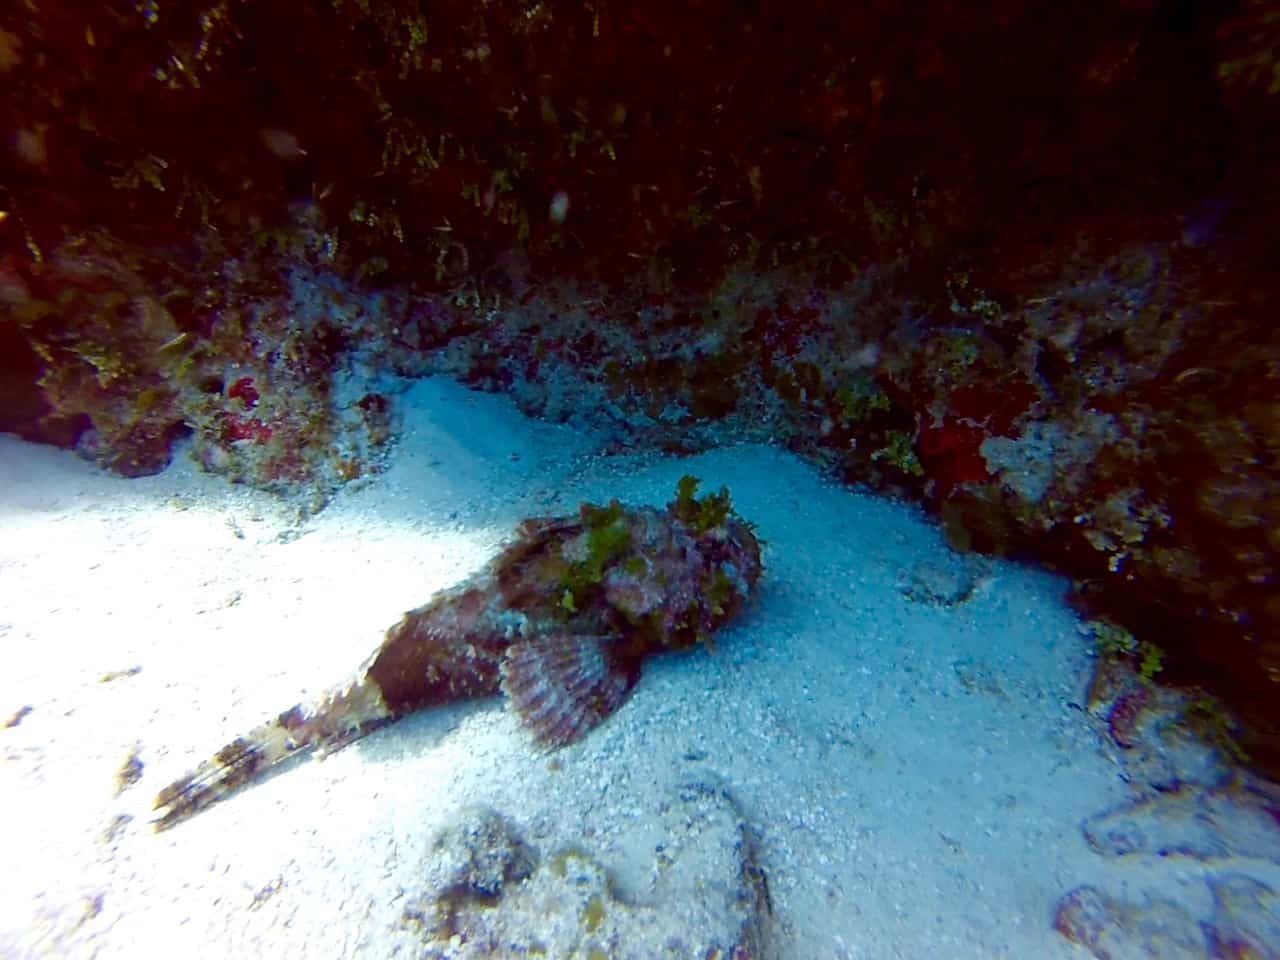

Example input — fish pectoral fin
[500,633,638,748]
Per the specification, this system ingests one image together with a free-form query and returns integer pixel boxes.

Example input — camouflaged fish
[153,476,762,830]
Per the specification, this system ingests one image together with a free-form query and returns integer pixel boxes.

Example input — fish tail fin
[152,678,392,831]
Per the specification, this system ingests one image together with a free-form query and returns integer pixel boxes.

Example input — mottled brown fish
[153,477,762,830]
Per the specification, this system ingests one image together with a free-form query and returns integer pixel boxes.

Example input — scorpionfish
[153,476,762,830]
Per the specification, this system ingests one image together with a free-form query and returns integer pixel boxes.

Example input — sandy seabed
[2,377,1274,959]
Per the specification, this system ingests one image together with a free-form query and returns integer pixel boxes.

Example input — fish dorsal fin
[500,634,638,747]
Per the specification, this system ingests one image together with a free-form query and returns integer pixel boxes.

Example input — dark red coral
[948,377,1040,436]
[223,413,272,445]
[227,376,260,409]
[917,417,992,496]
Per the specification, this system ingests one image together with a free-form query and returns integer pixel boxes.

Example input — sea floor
[2,376,1277,959]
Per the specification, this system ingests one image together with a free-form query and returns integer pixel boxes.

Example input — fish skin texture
[153,482,763,831]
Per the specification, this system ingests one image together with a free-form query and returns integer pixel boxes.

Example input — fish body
[153,478,762,830]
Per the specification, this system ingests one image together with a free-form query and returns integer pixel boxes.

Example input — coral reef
[1054,645,1280,959]
[2,1,1278,772]
[393,231,1279,775]
[5,222,397,505]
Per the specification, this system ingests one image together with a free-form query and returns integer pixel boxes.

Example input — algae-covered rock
[402,782,774,959]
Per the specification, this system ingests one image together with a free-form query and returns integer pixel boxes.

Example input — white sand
[0,376,1240,958]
